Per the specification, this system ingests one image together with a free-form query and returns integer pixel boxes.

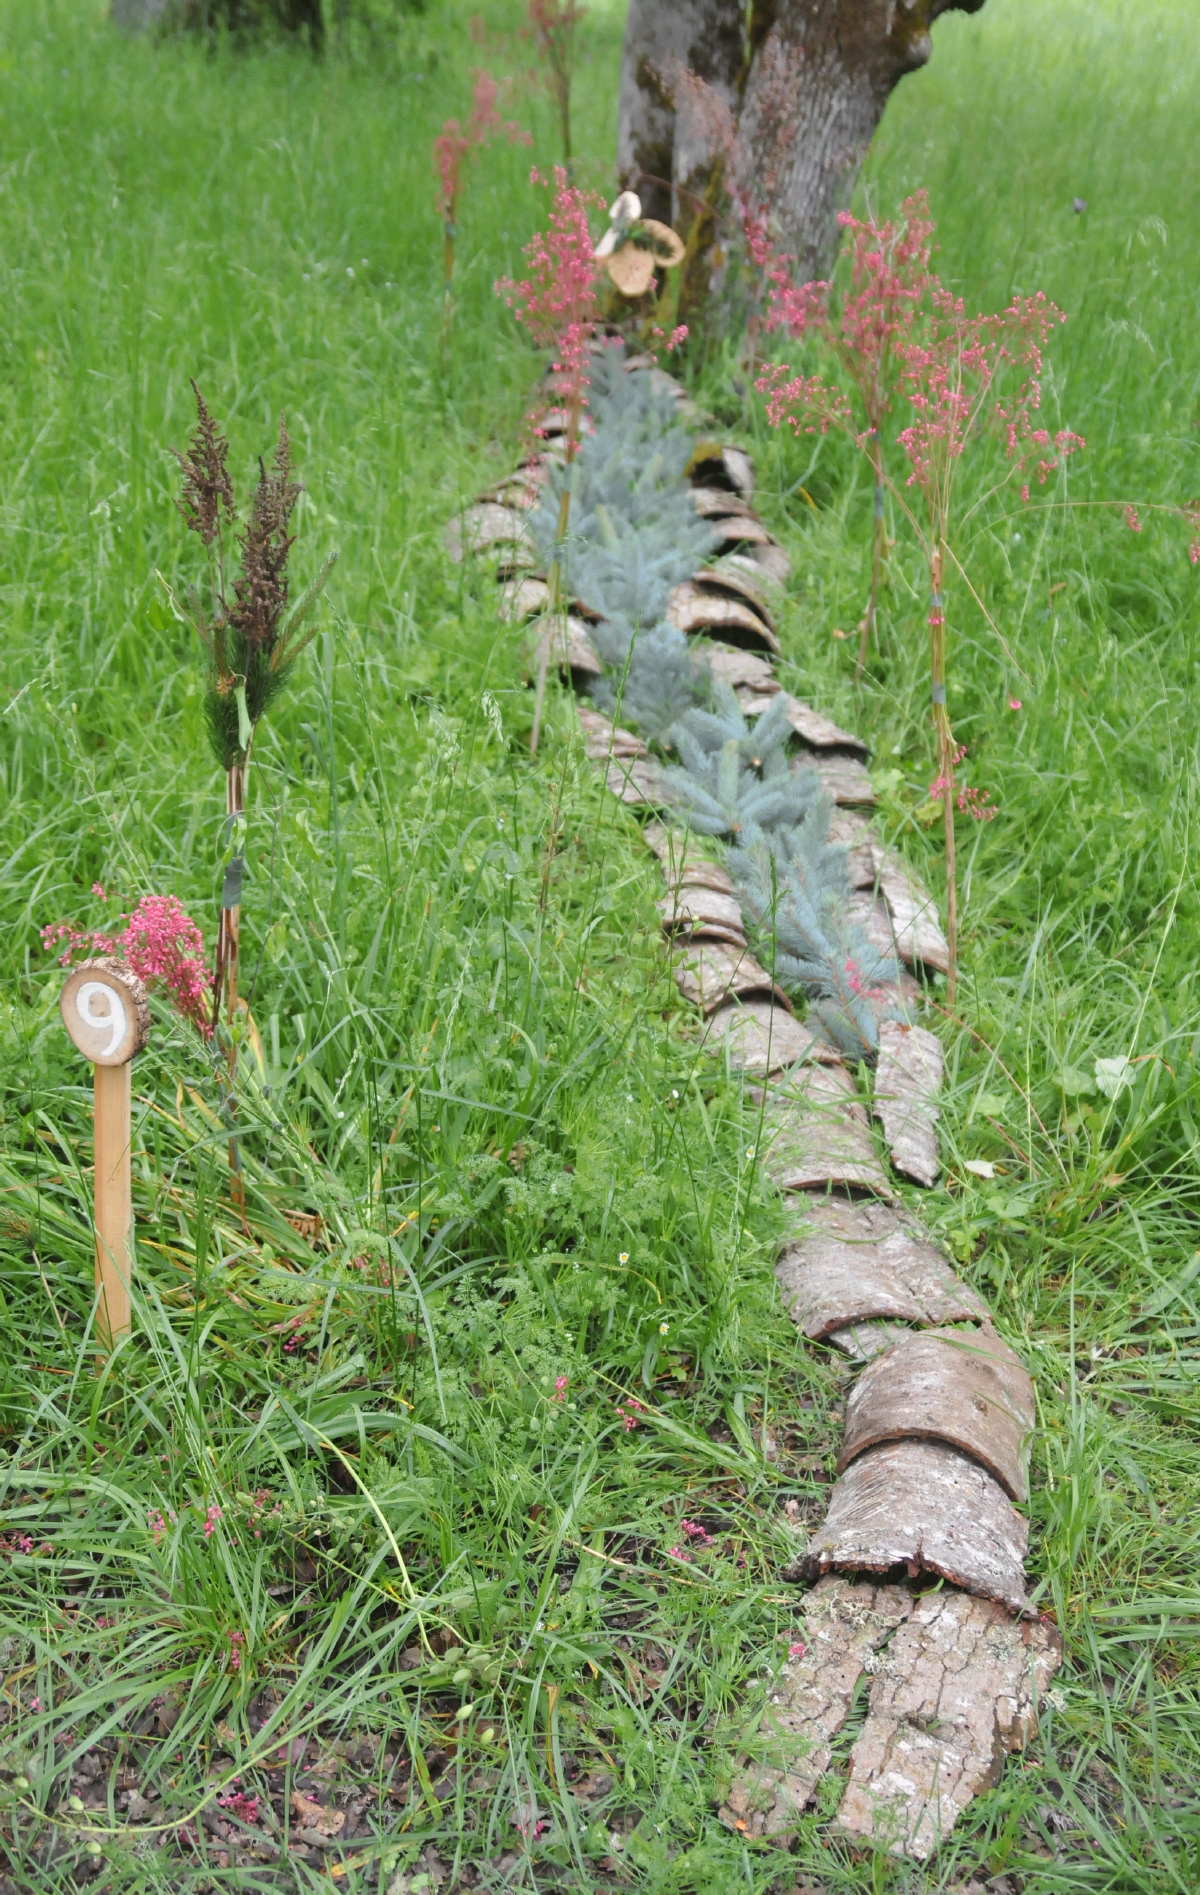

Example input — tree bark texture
[619,0,986,298]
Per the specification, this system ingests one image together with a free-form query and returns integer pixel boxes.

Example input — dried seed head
[173,381,234,547]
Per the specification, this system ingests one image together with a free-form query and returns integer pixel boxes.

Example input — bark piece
[663,858,736,897]
[874,1020,943,1187]
[836,1589,1062,1860]
[878,859,950,975]
[444,502,533,562]
[737,693,869,757]
[830,820,948,975]
[606,757,675,808]
[706,999,839,1076]
[718,1576,913,1837]
[658,885,747,944]
[498,575,548,623]
[668,581,781,654]
[687,441,756,498]
[839,1329,1036,1504]
[826,1320,918,1361]
[691,486,761,521]
[479,471,542,511]
[577,707,647,761]
[708,515,775,550]
[643,824,729,885]
[747,542,792,584]
[844,893,922,999]
[672,940,783,1013]
[532,616,602,680]
[803,753,876,807]
[692,564,776,630]
[696,643,779,695]
[751,1064,893,1199]
[776,1194,990,1338]
[799,1439,1030,1615]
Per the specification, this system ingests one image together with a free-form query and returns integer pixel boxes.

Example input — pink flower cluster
[897,287,1085,498]
[226,1630,246,1674]
[929,747,997,821]
[755,195,1085,506]
[148,1508,176,1546]
[615,1395,643,1433]
[551,1374,569,1402]
[217,1780,259,1822]
[41,892,212,1037]
[844,957,886,1002]
[434,70,530,226]
[495,167,602,436]
[203,1503,222,1540]
[764,193,936,438]
[680,1518,713,1545]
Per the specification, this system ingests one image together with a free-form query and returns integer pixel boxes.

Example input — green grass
[1,0,1200,1888]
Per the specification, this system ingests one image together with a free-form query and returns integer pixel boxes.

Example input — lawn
[0,0,1199,1889]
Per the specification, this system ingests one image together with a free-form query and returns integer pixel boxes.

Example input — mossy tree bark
[618,0,986,316]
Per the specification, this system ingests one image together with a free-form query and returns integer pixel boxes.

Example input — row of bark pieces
[446,358,1055,1855]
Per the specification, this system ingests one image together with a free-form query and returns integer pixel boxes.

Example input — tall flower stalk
[763,193,935,676]
[171,386,334,1198]
[893,289,1083,996]
[433,71,530,332]
[497,168,602,754]
[524,0,586,177]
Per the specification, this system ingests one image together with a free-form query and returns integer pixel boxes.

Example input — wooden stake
[59,959,149,1352]
[93,1060,132,1346]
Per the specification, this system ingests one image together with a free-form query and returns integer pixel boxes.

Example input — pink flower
[148,1510,168,1546]
[1125,504,1142,533]
[218,1781,259,1823]
[496,167,603,440]
[666,1545,691,1562]
[760,192,935,446]
[91,883,107,901]
[40,893,212,1037]
[203,1504,222,1540]
[615,1396,643,1433]
[1009,697,1022,711]
[681,1518,713,1544]
[788,1640,807,1658]
[434,70,530,226]
[844,956,885,1002]
[551,1375,568,1401]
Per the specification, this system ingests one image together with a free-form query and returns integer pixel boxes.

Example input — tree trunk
[617,0,744,227]
[742,0,985,282]
[618,0,986,311]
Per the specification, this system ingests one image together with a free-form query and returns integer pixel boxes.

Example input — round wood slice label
[59,959,150,1066]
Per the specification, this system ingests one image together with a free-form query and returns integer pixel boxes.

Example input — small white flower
[593,190,642,258]
[659,1321,669,1336]
[619,1251,629,1264]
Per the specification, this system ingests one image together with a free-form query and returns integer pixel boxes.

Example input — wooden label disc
[59,959,150,1066]
[606,244,658,298]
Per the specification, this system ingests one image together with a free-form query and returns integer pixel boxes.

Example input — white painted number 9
[77,981,127,1059]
